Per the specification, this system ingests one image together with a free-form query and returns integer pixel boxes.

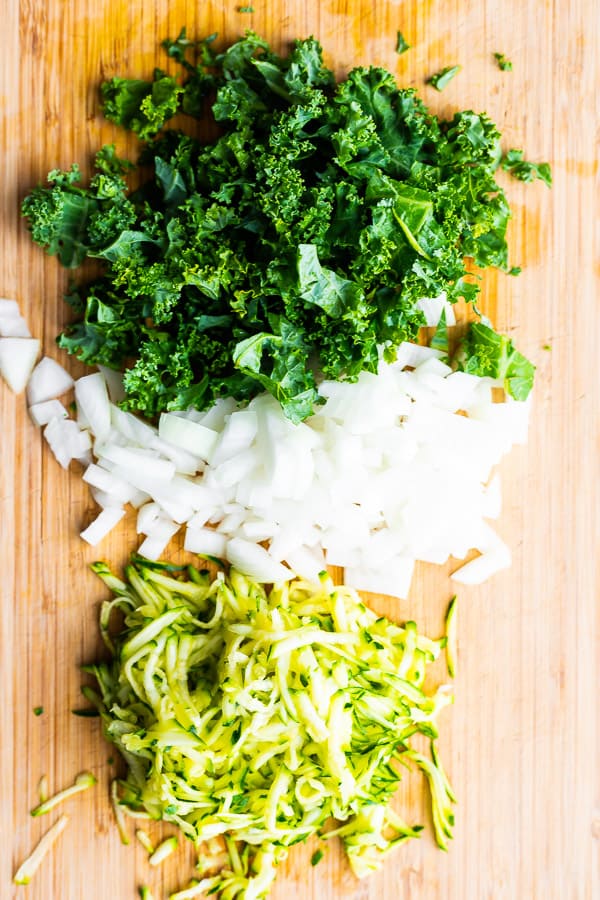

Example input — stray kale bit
[311,849,324,866]
[502,149,552,187]
[428,64,461,91]
[396,31,410,54]
[22,34,537,422]
[460,322,535,401]
[508,266,522,276]
[33,706,44,716]
[494,52,513,71]
[238,5,255,11]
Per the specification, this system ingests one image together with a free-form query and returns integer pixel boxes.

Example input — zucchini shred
[86,558,455,898]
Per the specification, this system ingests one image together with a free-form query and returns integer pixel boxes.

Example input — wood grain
[1,1,598,898]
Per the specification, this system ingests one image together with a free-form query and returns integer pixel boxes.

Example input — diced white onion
[48,349,529,596]
[0,298,20,317]
[451,545,511,584]
[43,418,84,469]
[0,315,31,337]
[184,527,227,558]
[97,365,126,403]
[136,502,162,535]
[137,518,180,560]
[0,337,40,394]
[80,507,126,546]
[29,399,68,427]
[415,294,456,327]
[27,356,74,405]
[159,413,219,462]
[226,538,293,584]
[74,373,111,441]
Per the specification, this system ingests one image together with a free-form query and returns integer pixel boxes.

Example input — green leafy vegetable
[33,705,44,716]
[395,32,410,55]
[427,65,461,91]
[493,52,513,71]
[501,149,552,187]
[460,321,535,400]
[311,848,324,866]
[22,33,536,421]
[85,559,455,897]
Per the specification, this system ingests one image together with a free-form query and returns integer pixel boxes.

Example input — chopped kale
[494,52,513,71]
[427,65,461,91]
[502,149,552,187]
[22,34,536,421]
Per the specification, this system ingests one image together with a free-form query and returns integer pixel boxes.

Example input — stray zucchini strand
[30,772,97,817]
[13,815,70,885]
[445,596,458,678]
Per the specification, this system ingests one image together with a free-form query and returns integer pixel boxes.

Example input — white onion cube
[27,356,74,405]
[159,413,219,462]
[80,507,126,545]
[0,337,40,394]
[74,373,111,441]
[184,527,227,558]
[29,399,69,427]
[0,315,31,337]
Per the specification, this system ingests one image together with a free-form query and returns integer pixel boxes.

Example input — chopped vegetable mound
[86,558,454,897]
[22,32,535,422]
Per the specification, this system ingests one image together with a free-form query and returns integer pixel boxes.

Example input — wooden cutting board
[1,1,598,897]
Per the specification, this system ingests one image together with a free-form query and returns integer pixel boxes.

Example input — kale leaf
[460,322,535,400]
[502,149,552,187]
[427,65,461,91]
[22,33,537,421]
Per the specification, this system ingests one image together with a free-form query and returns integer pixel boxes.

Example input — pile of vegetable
[85,559,454,898]
[19,339,529,598]
[21,31,537,423]
[6,28,552,898]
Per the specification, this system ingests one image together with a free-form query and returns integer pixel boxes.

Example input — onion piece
[184,526,227,558]
[29,399,69,427]
[97,365,125,403]
[0,298,20,317]
[451,544,511,584]
[43,418,85,469]
[343,557,415,600]
[159,412,219,462]
[75,373,111,441]
[0,314,31,337]
[0,337,40,394]
[226,538,293,583]
[415,294,456,327]
[97,444,176,482]
[27,356,74,405]
[80,507,126,546]
[83,464,141,505]
[138,520,180,561]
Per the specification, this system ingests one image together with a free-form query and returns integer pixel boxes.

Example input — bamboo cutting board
[1,1,598,898]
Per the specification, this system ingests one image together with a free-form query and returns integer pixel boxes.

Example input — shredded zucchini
[88,560,455,897]
[30,772,96,817]
[38,774,49,804]
[135,829,155,855]
[148,835,178,866]
[13,815,70,885]
[445,596,458,678]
